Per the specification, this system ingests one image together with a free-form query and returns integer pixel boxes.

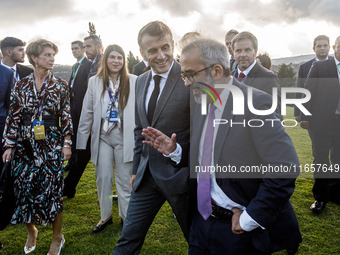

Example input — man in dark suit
[143,38,302,254]
[63,41,92,198]
[300,36,340,213]
[113,21,190,255]
[0,63,13,252]
[294,35,332,159]
[225,29,238,72]
[232,31,280,109]
[295,35,332,120]
[132,59,148,76]
[84,35,102,78]
[0,65,13,171]
[0,37,33,81]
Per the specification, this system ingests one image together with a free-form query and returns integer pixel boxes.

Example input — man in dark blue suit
[294,35,332,159]
[0,65,13,170]
[0,65,14,249]
[0,37,33,82]
[143,38,302,254]
[63,40,92,198]
[301,36,340,213]
[294,35,331,121]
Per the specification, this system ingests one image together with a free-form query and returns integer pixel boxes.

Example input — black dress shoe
[310,200,326,213]
[112,195,118,201]
[93,218,113,233]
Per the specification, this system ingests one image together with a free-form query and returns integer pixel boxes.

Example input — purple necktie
[197,104,216,220]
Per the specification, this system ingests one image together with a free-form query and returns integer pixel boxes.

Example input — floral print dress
[3,73,72,225]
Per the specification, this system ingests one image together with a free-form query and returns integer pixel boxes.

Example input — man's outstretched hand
[142,127,177,155]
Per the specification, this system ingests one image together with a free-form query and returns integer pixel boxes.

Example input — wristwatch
[64,139,72,146]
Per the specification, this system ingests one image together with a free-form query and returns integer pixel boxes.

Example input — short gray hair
[182,38,230,76]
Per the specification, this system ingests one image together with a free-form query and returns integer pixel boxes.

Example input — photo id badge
[33,119,46,140]
[109,110,118,123]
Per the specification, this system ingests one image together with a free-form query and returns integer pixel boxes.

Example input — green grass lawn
[1,107,339,254]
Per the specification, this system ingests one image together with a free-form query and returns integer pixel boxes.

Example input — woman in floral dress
[2,39,72,255]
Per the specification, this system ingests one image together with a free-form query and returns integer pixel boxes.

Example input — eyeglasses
[181,64,215,82]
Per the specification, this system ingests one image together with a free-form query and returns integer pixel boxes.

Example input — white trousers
[95,125,132,221]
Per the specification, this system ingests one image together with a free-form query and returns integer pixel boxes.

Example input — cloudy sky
[1,0,339,65]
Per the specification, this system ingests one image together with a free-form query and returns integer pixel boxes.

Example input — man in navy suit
[232,32,280,112]
[0,37,33,82]
[0,65,13,170]
[143,38,302,254]
[113,21,190,255]
[294,35,332,159]
[295,35,332,121]
[63,40,92,198]
[0,63,13,252]
[301,36,340,213]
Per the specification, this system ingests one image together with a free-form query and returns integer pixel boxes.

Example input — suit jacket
[132,61,190,196]
[301,58,340,134]
[17,64,33,80]
[88,54,101,78]
[190,78,301,253]
[77,74,137,164]
[0,65,14,137]
[294,56,333,116]
[68,57,92,135]
[132,61,147,76]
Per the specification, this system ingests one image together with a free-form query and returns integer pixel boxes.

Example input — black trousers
[311,116,340,202]
[63,138,91,195]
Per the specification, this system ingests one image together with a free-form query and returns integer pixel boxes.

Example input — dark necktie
[147,75,162,124]
[238,72,245,82]
[197,104,216,220]
[11,68,17,83]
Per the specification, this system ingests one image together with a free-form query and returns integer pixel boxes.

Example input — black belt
[22,114,60,127]
[210,204,234,223]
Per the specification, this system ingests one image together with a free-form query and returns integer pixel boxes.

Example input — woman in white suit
[77,44,137,233]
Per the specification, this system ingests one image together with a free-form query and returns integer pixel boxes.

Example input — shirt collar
[334,57,340,66]
[237,60,256,76]
[0,61,16,71]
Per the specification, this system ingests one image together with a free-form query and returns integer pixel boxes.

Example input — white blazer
[77,74,137,165]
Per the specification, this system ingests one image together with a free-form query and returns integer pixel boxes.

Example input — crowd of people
[0,20,339,255]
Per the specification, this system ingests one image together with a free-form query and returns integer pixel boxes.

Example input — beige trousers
[95,124,132,221]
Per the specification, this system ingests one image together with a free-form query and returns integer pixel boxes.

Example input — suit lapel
[244,63,258,85]
[151,62,180,126]
[139,71,152,127]
[214,95,233,165]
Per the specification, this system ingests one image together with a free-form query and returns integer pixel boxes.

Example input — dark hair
[84,35,102,46]
[97,44,130,111]
[71,40,84,48]
[1,37,26,54]
[313,35,330,47]
[137,21,173,50]
[232,31,258,52]
[256,53,272,70]
[225,29,239,39]
[26,39,58,66]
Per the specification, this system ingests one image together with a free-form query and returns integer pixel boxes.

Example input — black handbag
[0,162,15,230]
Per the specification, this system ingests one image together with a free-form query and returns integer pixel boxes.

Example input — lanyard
[107,82,118,108]
[33,73,49,120]
[337,65,340,76]
[72,58,84,79]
